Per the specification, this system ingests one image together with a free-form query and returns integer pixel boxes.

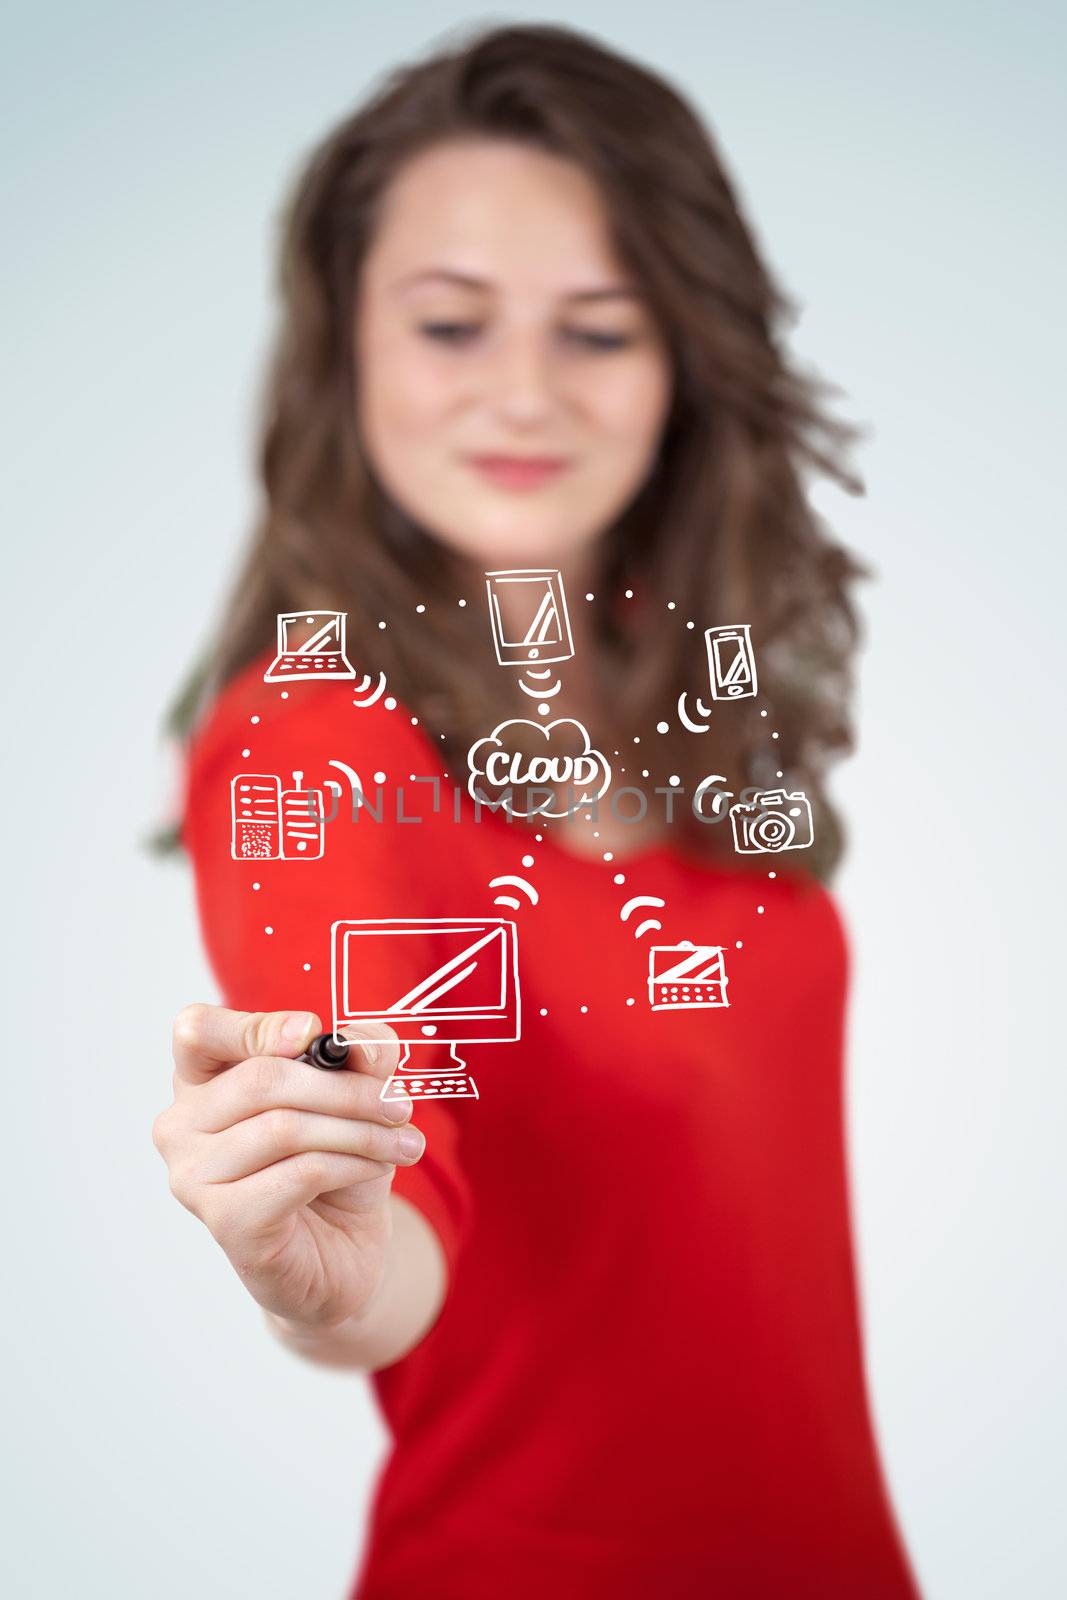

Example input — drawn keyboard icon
[381,1074,480,1100]
[657,984,697,1005]
[277,654,343,672]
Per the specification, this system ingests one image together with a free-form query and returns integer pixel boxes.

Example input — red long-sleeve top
[181,651,921,1600]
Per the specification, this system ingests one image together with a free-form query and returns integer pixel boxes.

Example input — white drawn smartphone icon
[705,624,757,701]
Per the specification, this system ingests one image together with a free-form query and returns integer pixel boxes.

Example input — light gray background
[2,3,1063,1596]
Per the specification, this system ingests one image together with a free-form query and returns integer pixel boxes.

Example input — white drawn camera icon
[729,787,814,853]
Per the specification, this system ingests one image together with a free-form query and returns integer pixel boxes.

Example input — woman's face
[355,137,674,574]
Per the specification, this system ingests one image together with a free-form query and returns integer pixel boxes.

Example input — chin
[429,501,602,571]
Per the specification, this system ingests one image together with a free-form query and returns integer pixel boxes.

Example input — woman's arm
[262,1193,447,1371]
[175,674,473,1363]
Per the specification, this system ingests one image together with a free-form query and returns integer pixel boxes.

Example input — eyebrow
[393,268,641,303]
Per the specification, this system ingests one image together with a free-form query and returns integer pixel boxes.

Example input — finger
[216,1153,396,1239]
[190,1054,414,1136]
[172,1005,320,1087]
[200,1107,426,1183]
[335,1020,404,1083]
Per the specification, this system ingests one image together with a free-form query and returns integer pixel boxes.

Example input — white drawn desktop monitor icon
[331,918,521,1101]
[485,570,574,666]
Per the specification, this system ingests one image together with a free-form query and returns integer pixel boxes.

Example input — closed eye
[419,321,479,344]
[572,329,633,351]
[417,322,634,351]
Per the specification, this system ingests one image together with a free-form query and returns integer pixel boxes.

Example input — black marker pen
[299,1032,351,1071]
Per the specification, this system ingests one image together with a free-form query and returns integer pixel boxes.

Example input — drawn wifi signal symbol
[519,669,561,701]
[489,875,539,911]
[619,893,666,940]
[352,670,387,708]
[327,759,366,804]
[677,692,713,733]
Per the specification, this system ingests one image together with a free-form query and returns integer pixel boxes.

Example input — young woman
[152,23,921,1598]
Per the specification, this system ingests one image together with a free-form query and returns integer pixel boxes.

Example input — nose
[484,323,557,427]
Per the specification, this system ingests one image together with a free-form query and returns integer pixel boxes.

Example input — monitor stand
[380,1042,480,1101]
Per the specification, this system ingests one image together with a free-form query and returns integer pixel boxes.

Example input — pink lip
[466,454,570,490]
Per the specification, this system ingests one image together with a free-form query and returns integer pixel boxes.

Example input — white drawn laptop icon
[264,611,357,683]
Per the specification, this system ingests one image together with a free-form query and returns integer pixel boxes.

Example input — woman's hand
[152,1005,425,1330]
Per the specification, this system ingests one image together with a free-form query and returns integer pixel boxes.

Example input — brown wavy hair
[165,20,867,881]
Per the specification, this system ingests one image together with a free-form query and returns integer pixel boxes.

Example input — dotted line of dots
[248,595,783,991]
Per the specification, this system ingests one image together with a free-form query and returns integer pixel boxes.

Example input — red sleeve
[178,656,474,1284]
